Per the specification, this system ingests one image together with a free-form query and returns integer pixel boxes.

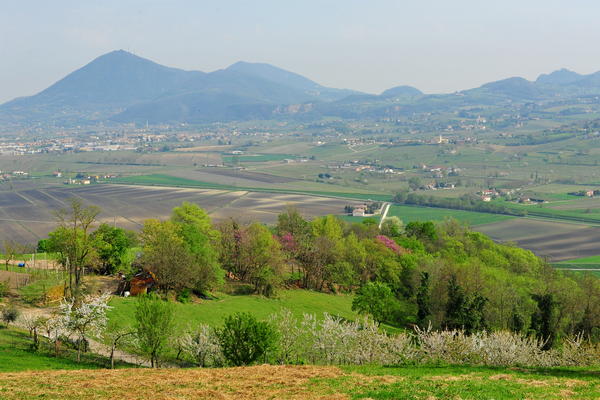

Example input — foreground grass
[108,289,357,331]
[0,326,123,372]
[0,364,598,399]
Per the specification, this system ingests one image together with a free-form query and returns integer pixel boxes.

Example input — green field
[334,364,600,400]
[0,327,123,372]
[388,205,516,226]
[108,289,356,332]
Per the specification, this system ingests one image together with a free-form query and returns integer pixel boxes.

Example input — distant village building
[352,206,367,217]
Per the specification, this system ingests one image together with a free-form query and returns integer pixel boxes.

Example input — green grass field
[0,327,125,372]
[388,205,515,226]
[334,364,600,399]
[108,289,356,332]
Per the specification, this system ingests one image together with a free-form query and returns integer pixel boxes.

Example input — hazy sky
[2,0,600,103]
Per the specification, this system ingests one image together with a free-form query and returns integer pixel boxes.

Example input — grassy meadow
[0,327,128,372]
[108,289,357,332]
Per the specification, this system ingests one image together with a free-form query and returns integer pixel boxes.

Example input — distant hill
[0,50,361,125]
[4,50,600,126]
[380,85,422,98]
[536,68,583,85]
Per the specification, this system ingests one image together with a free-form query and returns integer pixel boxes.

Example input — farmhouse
[352,206,367,217]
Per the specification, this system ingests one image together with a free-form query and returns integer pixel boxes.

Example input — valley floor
[0,364,598,399]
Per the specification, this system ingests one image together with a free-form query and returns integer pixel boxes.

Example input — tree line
[393,191,527,217]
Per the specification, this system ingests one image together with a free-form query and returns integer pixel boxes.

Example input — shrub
[0,281,8,298]
[176,288,191,303]
[216,312,278,366]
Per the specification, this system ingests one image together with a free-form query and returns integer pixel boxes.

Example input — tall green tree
[91,224,134,274]
[135,294,175,368]
[530,293,558,350]
[416,271,431,327]
[171,202,223,293]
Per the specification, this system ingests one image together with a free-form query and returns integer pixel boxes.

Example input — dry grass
[0,365,347,400]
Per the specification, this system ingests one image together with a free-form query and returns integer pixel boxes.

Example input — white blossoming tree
[60,293,111,362]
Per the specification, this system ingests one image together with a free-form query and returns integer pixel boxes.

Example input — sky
[2,0,600,103]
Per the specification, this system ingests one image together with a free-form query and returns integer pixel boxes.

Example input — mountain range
[3,50,600,126]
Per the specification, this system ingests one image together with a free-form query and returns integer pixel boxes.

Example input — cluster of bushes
[393,191,526,216]
[174,309,600,368]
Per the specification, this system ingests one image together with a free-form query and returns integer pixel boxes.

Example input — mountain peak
[536,68,582,85]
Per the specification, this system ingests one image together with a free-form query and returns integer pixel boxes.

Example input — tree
[408,176,422,191]
[91,224,134,275]
[171,202,223,294]
[135,294,175,367]
[216,312,278,366]
[405,221,437,242]
[1,305,19,327]
[444,275,487,334]
[508,306,525,333]
[48,198,101,298]
[352,282,397,324]
[416,272,431,327]
[530,293,558,350]
[218,221,284,296]
[60,293,110,362]
[380,216,404,237]
[2,240,24,271]
[179,324,223,367]
[276,206,309,237]
[101,321,135,369]
[139,220,196,293]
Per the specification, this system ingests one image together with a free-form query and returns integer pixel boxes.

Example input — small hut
[129,271,156,296]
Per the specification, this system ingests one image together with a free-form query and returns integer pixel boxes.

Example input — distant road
[378,203,391,229]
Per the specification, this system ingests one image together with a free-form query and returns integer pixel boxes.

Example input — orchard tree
[60,293,111,362]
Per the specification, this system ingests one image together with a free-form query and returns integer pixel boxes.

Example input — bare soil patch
[475,218,600,261]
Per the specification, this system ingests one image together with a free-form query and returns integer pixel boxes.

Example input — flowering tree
[60,293,111,362]
[179,324,223,367]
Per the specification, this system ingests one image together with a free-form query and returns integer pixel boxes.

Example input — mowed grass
[0,364,598,399]
[108,289,356,332]
[0,327,109,372]
[388,205,515,226]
